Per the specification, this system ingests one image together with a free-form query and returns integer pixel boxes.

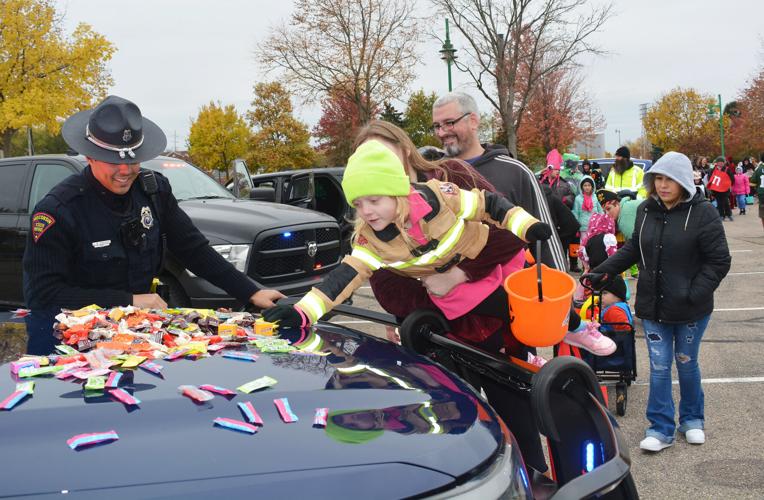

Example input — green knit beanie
[342,140,411,204]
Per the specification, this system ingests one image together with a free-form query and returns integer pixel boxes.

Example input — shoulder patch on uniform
[439,182,458,195]
[32,212,56,243]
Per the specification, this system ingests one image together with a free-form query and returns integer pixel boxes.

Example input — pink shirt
[733,174,749,195]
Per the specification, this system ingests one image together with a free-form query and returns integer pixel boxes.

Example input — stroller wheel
[399,310,449,355]
[616,382,627,416]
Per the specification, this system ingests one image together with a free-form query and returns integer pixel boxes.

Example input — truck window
[28,163,76,212]
[0,163,27,213]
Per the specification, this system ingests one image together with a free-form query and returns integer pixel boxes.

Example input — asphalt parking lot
[327,210,764,499]
[1,208,761,499]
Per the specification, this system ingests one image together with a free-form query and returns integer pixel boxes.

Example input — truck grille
[250,224,341,283]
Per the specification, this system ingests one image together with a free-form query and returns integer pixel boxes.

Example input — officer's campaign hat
[62,96,167,163]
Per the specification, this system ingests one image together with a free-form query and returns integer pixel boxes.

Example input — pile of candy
[51,305,275,358]
[2,306,334,449]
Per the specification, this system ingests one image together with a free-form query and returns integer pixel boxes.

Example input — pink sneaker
[527,352,548,368]
[564,321,616,356]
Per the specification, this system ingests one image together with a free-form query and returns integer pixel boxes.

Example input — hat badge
[123,129,133,143]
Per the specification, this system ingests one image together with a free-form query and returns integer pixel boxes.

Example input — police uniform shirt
[23,167,259,310]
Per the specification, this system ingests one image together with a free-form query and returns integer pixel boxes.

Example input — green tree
[0,0,115,155]
[9,127,67,156]
[187,101,250,177]
[643,87,723,156]
[247,82,315,172]
[403,89,439,147]
[380,102,405,128]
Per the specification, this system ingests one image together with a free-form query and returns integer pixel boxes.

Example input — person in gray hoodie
[584,152,731,453]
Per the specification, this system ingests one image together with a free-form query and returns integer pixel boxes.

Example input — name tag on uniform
[92,240,111,248]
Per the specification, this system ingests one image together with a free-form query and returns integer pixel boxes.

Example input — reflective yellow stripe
[296,292,326,324]
[387,218,465,269]
[351,246,384,270]
[507,209,536,238]
[457,189,478,219]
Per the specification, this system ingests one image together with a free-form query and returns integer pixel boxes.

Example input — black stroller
[578,276,638,416]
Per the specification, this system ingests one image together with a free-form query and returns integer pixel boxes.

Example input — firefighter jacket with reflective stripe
[295,179,539,324]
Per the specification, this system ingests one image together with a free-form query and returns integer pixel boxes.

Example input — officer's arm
[159,184,259,303]
[293,250,373,325]
[23,207,132,309]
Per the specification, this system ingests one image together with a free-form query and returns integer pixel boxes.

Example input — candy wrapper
[222,351,258,362]
[55,344,80,355]
[139,361,163,376]
[237,401,263,425]
[165,346,191,361]
[313,408,329,428]
[105,371,123,388]
[178,385,214,403]
[11,359,39,374]
[274,398,298,423]
[199,384,236,397]
[84,376,106,392]
[67,430,119,450]
[0,382,34,411]
[109,388,141,406]
[237,376,277,394]
[213,417,258,434]
[18,365,65,378]
[121,355,147,369]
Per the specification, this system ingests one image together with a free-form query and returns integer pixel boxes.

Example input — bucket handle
[536,240,543,302]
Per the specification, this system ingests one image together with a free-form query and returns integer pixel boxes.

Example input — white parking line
[730,249,753,253]
[331,320,374,325]
[713,307,764,312]
[634,377,764,386]
[727,271,764,275]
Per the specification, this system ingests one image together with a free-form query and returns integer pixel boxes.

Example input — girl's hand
[421,266,468,297]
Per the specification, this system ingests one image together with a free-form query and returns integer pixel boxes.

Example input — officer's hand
[262,305,304,328]
[525,222,552,243]
[581,272,608,289]
[250,289,286,309]
[133,293,168,310]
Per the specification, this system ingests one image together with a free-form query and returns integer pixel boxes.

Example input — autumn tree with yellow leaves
[0,0,115,155]
[247,82,315,172]
[643,87,724,157]
[188,101,250,177]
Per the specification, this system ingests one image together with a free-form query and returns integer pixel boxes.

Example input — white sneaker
[685,429,705,444]
[639,436,673,452]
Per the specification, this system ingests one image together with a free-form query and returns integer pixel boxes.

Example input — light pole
[615,129,621,146]
[639,103,649,159]
[706,94,725,158]
[439,19,457,92]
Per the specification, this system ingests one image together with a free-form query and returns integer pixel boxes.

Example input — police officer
[23,96,284,354]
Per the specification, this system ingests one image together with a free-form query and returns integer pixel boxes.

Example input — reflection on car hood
[0,323,503,498]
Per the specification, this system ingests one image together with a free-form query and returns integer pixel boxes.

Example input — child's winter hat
[736,165,743,174]
[342,140,411,204]
[603,275,627,302]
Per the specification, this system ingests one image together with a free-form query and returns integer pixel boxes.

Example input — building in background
[571,133,605,159]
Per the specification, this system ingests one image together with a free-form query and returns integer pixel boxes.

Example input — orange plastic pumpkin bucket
[504,257,576,347]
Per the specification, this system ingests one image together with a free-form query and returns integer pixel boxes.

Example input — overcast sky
[58,0,762,155]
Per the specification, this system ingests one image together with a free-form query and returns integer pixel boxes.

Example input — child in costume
[263,139,615,358]
[600,276,634,333]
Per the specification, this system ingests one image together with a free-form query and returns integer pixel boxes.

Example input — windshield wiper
[182,195,229,201]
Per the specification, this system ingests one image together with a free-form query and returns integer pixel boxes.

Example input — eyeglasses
[431,112,471,133]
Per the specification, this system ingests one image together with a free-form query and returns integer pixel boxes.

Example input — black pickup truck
[0,155,343,309]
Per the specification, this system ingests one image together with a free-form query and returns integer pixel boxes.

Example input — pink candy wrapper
[165,347,191,361]
[313,408,329,428]
[213,417,258,434]
[178,385,214,403]
[222,351,258,362]
[199,384,236,397]
[109,388,141,406]
[105,371,123,388]
[139,361,163,376]
[237,401,263,425]
[274,398,298,423]
[0,385,32,411]
[11,359,39,374]
[67,430,119,450]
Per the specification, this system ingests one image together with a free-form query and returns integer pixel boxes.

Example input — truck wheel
[161,275,191,308]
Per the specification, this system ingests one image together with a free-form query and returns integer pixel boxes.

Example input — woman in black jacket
[584,152,730,453]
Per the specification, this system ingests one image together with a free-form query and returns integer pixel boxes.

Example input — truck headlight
[212,244,250,273]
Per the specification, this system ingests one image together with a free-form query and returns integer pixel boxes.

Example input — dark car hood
[179,198,336,244]
[0,324,503,498]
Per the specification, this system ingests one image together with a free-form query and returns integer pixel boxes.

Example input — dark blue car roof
[0,324,503,498]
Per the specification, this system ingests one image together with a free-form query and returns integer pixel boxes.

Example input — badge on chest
[140,206,153,230]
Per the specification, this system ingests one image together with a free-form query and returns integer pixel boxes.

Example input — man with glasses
[431,92,567,270]
[22,96,284,354]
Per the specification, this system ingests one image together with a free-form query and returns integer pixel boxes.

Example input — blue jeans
[642,315,710,443]
[736,194,747,212]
